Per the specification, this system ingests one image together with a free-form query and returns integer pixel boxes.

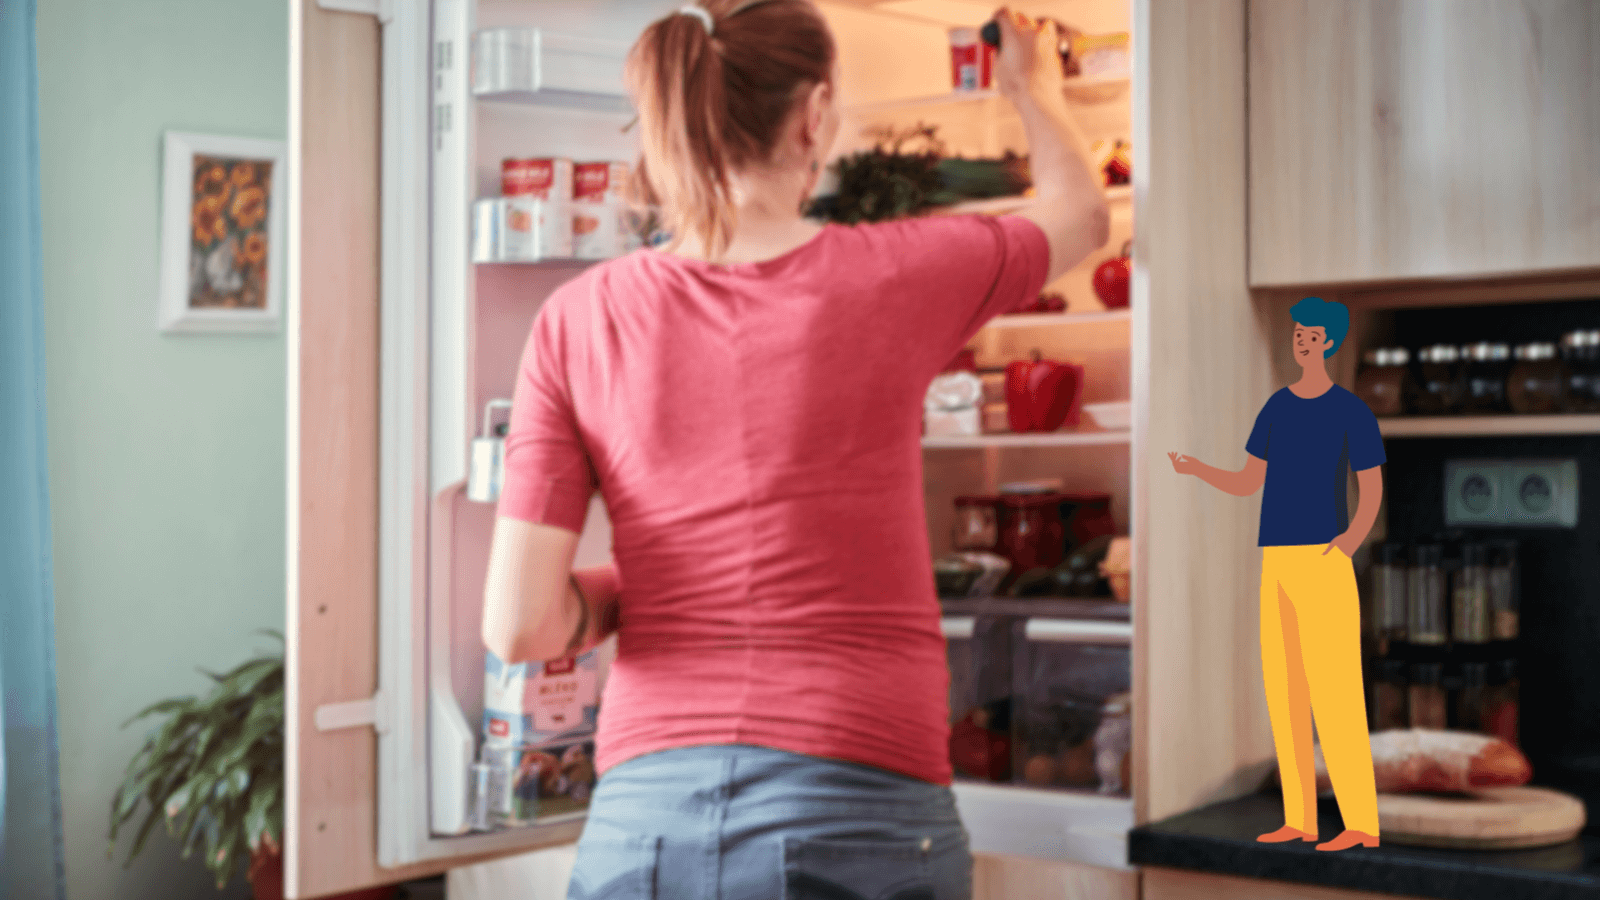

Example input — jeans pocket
[781,836,937,900]
[567,835,659,900]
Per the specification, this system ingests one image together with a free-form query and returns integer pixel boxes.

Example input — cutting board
[1376,785,1587,849]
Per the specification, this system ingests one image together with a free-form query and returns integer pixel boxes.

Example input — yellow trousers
[1260,545,1379,836]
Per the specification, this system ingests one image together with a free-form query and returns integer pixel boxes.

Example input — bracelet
[563,573,591,657]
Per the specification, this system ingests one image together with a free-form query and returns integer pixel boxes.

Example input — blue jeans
[566,744,972,900]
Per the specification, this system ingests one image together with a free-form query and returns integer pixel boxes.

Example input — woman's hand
[993,7,1065,104]
[1168,451,1201,476]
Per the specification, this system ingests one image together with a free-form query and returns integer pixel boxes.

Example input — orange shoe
[1257,826,1317,843]
[1316,830,1378,851]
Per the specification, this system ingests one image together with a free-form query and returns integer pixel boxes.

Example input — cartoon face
[1293,323,1328,364]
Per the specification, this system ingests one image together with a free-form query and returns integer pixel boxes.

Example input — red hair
[624,0,836,259]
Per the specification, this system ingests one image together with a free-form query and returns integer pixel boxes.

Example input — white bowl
[1084,401,1131,430]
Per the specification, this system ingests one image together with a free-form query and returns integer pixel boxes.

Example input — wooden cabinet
[1248,0,1600,286]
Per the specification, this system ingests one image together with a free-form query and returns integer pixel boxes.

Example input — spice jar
[1408,662,1448,729]
[1406,543,1448,647]
[1507,341,1568,414]
[953,496,1000,551]
[1410,344,1463,415]
[1354,348,1411,417]
[1370,543,1408,656]
[1451,543,1491,646]
[995,493,1066,590]
[1562,329,1600,412]
[1483,658,1520,746]
[1458,342,1511,414]
[1488,540,1520,642]
[1453,661,1488,732]
[1370,659,1409,732]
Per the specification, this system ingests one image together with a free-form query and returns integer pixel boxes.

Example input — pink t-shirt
[497,213,1050,785]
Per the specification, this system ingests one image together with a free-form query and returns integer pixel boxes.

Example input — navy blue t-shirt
[1245,385,1386,547]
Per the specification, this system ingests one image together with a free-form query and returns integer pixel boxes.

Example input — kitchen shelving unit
[1378,414,1600,438]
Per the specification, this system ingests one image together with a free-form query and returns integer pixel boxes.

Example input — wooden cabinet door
[1249,0,1600,286]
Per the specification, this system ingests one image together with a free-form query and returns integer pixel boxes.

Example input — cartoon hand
[1323,531,1360,559]
[1168,451,1200,476]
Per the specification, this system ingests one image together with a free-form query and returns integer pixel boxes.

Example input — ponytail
[624,0,835,260]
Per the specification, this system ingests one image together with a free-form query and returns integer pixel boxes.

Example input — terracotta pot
[250,844,401,900]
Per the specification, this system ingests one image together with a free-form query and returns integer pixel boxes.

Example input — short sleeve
[496,306,596,533]
[890,213,1052,368]
[1347,395,1387,471]
[1245,395,1274,460]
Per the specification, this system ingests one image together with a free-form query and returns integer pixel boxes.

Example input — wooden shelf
[986,308,1130,329]
[843,75,1130,116]
[472,89,634,115]
[1378,414,1600,438]
[922,429,1130,449]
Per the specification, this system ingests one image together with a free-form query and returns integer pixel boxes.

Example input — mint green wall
[36,2,288,898]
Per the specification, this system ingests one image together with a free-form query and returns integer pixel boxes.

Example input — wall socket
[1444,458,1579,527]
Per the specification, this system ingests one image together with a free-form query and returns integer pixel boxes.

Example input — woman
[481,1,1109,896]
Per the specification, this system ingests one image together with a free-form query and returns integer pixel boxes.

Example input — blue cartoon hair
[1290,296,1350,358]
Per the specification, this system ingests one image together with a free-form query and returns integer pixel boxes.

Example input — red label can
[502,157,572,199]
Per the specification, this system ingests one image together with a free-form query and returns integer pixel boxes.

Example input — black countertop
[1128,791,1600,900]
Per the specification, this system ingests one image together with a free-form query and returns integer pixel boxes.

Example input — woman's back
[498,212,1049,784]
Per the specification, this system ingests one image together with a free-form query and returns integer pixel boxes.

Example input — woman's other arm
[994,10,1111,282]
[481,518,621,663]
[1168,451,1267,497]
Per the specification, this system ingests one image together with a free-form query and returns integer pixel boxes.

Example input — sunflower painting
[159,133,284,333]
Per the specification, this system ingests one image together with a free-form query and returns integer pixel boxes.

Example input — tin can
[948,28,995,90]
[501,157,574,200]
[572,161,631,259]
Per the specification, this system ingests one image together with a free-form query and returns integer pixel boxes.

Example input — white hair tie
[678,4,714,32]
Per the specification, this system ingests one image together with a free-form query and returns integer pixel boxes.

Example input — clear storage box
[944,615,1018,783]
[1010,619,1132,795]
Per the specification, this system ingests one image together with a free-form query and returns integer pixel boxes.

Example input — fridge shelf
[940,597,1129,622]
[952,781,1134,870]
[921,428,1130,448]
[925,184,1132,219]
[1378,413,1600,438]
[985,308,1130,329]
[843,76,1130,116]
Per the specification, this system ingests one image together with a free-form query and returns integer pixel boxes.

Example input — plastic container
[1010,622,1131,794]
[945,615,1017,782]
[1082,401,1131,430]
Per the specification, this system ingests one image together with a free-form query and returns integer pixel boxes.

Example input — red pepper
[1004,349,1084,432]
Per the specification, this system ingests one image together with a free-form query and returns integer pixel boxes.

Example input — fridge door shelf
[472,28,634,113]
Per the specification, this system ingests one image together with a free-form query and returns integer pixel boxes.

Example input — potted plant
[108,632,394,900]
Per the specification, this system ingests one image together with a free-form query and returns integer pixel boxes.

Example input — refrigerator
[294,0,1137,891]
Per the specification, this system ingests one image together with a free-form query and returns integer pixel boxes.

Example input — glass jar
[1488,540,1520,642]
[995,493,1067,589]
[1508,341,1568,414]
[1408,662,1448,729]
[1458,342,1511,413]
[1410,344,1463,415]
[1354,347,1411,417]
[1483,658,1520,746]
[1406,543,1448,646]
[1562,329,1600,412]
[1451,543,1491,646]
[952,495,999,551]
[1370,659,1409,732]
[1453,661,1488,731]
[1370,543,1408,656]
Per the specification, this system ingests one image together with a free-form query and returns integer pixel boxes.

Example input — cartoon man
[1168,296,1383,852]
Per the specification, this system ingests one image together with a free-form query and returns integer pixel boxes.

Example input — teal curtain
[0,0,69,896]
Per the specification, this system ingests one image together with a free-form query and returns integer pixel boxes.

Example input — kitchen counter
[1129,790,1600,900]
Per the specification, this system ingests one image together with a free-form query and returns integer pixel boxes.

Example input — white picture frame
[158,131,287,334]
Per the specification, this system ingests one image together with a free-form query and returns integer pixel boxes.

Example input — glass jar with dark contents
[1369,659,1409,732]
[1458,342,1511,413]
[1561,329,1600,412]
[1355,348,1411,417]
[1508,341,1568,414]
[1409,344,1463,415]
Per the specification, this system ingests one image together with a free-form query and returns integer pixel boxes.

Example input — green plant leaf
[121,696,197,729]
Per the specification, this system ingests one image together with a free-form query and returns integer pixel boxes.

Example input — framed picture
[158,132,286,334]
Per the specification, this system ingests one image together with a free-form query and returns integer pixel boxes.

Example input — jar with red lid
[995,494,1066,590]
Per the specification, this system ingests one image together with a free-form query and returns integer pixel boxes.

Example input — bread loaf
[1279,729,1531,795]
